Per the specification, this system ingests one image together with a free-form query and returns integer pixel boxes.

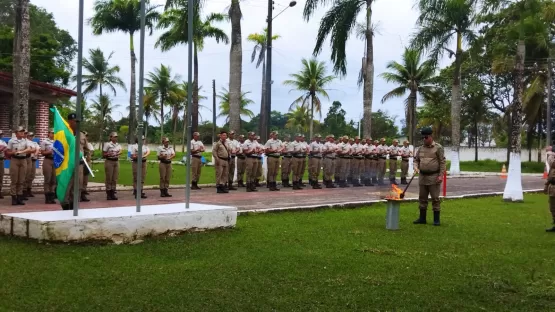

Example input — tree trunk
[506,110,511,163]
[160,96,165,142]
[228,0,242,133]
[362,1,374,139]
[503,39,525,202]
[12,0,30,129]
[408,89,417,146]
[172,104,179,150]
[192,45,199,132]
[129,34,137,144]
[450,32,463,174]
[258,60,266,138]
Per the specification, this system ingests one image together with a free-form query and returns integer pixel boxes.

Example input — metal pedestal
[386,200,400,230]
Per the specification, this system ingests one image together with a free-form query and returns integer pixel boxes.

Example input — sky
[33,0,452,129]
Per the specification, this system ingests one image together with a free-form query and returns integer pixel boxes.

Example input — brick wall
[0,98,10,136]
[35,101,49,169]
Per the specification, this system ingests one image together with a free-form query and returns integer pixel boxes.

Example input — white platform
[0,203,237,243]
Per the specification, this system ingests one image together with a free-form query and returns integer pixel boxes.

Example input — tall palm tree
[303,0,375,138]
[379,48,436,145]
[285,105,310,134]
[228,0,243,133]
[76,48,126,98]
[89,0,161,143]
[156,2,228,132]
[12,0,30,128]
[217,87,255,124]
[142,88,160,141]
[145,64,181,141]
[91,94,121,149]
[410,0,478,174]
[283,57,335,139]
[247,29,280,137]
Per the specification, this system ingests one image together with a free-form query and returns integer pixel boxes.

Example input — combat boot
[269,182,280,191]
[353,179,363,187]
[11,195,17,206]
[164,189,172,197]
[401,177,407,185]
[80,192,90,202]
[61,203,71,210]
[16,195,25,205]
[433,211,440,226]
[299,179,306,187]
[255,179,261,187]
[45,194,49,204]
[238,180,246,187]
[27,188,34,197]
[413,210,427,224]
[216,185,225,193]
[312,182,322,189]
[111,190,118,200]
[106,190,112,200]
[160,189,166,197]
[292,181,301,190]
[227,182,237,191]
[326,180,336,188]
[246,182,256,192]
[282,179,291,187]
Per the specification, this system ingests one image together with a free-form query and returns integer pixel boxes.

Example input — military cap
[403,140,409,144]
[343,135,349,140]
[220,130,228,134]
[239,134,245,138]
[380,138,386,142]
[392,139,398,143]
[229,130,235,134]
[296,133,303,137]
[256,135,260,140]
[421,126,433,135]
[355,136,360,140]
[328,134,335,139]
[248,131,256,136]
[193,132,200,136]
[14,126,25,132]
[82,131,88,136]
[162,137,170,142]
[27,132,34,136]
[109,132,118,137]
[67,112,77,120]
[48,128,54,133]
[373,140,379,144]
[300,134,305,137]
[349,138,354,141]
[315,134,322,138]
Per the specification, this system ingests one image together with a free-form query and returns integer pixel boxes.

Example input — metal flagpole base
[386,200,400,230]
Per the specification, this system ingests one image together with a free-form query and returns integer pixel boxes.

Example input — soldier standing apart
[264,130,282,191]
[0,130,6,199]
[400,140,412,184]
[389,139,401,185]
[544,146,555,232]
[190,132,205,190]
[131,135,150,199]
[213,130,230,194]
[236,135,246,187]
[242,132,258,192]
[280,135,293,187]
[226,130,239,190]
[413,127,446,226]
[309,134,323,189]
[157,137,175,197]
[24,132,39,198]
[322,135,336,188]
[6,127,31,205]
[103,132,121,200]
[40,129,57,204]
[82,132,94,195]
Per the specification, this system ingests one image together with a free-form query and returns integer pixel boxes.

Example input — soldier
[545,146,555,232]
[308,134,323,189]
[255,135,263,187]
[290,134,305,190]
[388,139,401,185]
[40,129,57,204]
[60,113,91,209]
[334,138,342,185]
[351,136,364,187]
[280,135,293,187]
[157,137,175,197]
[82,132,94,195]
[24,131,40,198]
[376,138,388,185]
[370,140,379,185]
[299,134,308,187]
[362,138,372,186]
[264,130,283,191]
[400,140,412,184]
[130,135,150,199]
[190,132,205,190]
[212,130,230,194]
[103,132,121,200]
[336,136,351,188]
[0,130,6,199]
[236,134,246,187]
[6,127,32,205]
[242,132,259,192]
[322,135,336,188]
[226,130,240,190]
[413,127,446,226]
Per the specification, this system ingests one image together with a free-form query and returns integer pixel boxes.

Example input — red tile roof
[0,71,77,97]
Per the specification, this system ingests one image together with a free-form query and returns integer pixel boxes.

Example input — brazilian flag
[50,107,82,202]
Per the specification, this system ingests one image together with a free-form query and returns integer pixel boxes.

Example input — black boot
[271,182,280,191]
[27,188,34,197]
[141,191,148,199]
[217,185,225,193]
[246,182,256,192]
[111,190,118,200]
[165,189,172,197]
[238,180,246,187]
[299,179,306,187]
[61,203,71,210]
[401,177,407,185]
[160,189,166,197]
[282,179,292,187]
[80,192,90,202]
[433,211,441,226]
[133,189,137,198]
[106,190,112,200]
[413,210,427,224]
[546,226,555,232]
[16,195,25,205]
[227,182,237,191]
[0,189,3,199]
[11,195,17,206]
[192,182,201,190]
[292,181,301,190]
[312,181,322,189]
[353,179,363,187]
[326,180,336,188]
[255,179,261,187]
[48,193,57,204]
[45,194,49,204]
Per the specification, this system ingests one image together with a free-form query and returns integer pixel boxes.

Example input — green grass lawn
[1,194,554,310]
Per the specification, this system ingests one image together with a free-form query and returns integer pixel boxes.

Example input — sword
[51,146,95,178]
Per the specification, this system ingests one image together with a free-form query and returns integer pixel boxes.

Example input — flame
[384,184,404,200]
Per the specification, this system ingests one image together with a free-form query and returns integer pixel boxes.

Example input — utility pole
[548,61,552,145]
[212,79,216,143]
[264,0,274,143]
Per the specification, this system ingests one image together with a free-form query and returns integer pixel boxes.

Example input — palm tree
[156,2,228,132]
[410,0,478,174]
[91,94,121,149]
[379,48,436,145]
[12,0,31,129]
[145,64,181,141]
[302,0,375,139]
[283,58,335,139]
[285,105,310,134]
[142,88,160,141]
[247,29,280,137]
[417,90,451,144]
[228,0,243,133]
[217,87,255,124]
[178,81,208,151]
[76,48,126,98]
[89,0,161,143]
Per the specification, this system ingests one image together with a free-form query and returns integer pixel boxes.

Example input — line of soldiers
[210,130,414,193]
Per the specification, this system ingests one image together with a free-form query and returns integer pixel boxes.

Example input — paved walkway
[0,176,544,214]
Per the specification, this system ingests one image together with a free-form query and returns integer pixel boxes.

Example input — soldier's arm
[437,146,446,176]
[413,147,420,172]
[211,144,219,163]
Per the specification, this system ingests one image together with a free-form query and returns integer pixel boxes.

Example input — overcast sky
[33,0,452,128]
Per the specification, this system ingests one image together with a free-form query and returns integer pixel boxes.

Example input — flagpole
[185,0,194,209]
[136,0,146,213]
[73,0,85,217]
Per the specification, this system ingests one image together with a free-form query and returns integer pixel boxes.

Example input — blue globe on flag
[53,140,65,169]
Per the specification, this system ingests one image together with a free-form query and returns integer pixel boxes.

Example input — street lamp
[263,0,296,142]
